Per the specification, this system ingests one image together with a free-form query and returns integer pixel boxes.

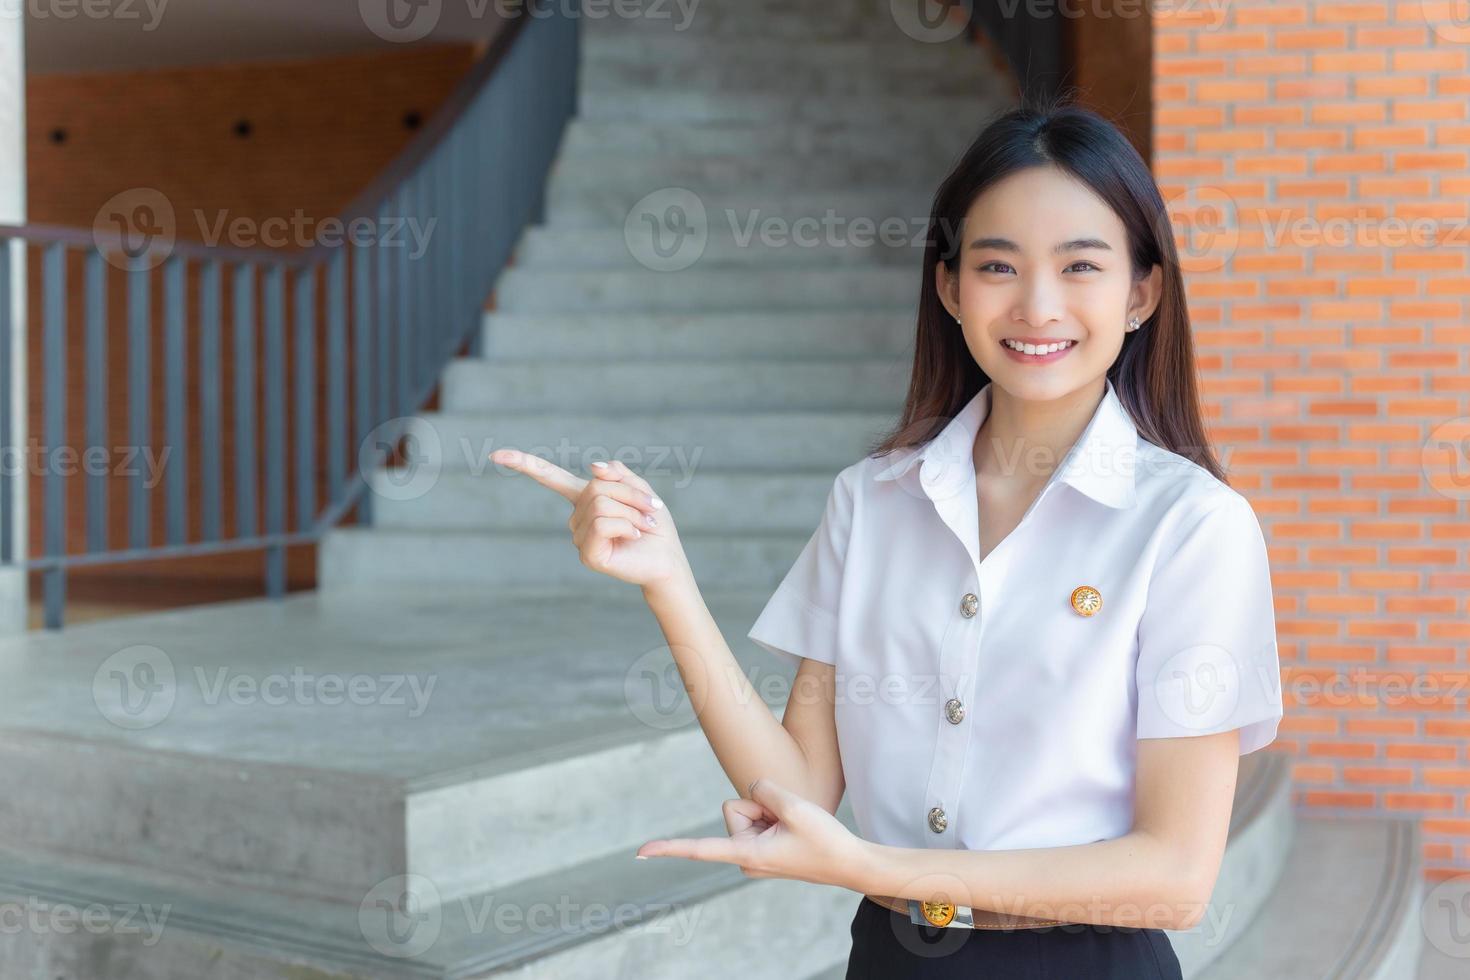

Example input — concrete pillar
[0,10,27,634]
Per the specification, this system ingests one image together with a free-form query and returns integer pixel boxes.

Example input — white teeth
[1002,339,1075,356]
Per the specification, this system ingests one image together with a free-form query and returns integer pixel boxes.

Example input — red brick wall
[1154,0,1470,880]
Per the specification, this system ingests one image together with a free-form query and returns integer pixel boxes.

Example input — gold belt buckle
[910,898,960,928]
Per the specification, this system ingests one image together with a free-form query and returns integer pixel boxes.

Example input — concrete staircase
[320,1,1012,597]
[0,2,1434,978]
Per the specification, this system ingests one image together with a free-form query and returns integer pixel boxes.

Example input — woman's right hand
[489,449,691,590]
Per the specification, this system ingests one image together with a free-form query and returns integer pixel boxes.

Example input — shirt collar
[873,377,1139,509]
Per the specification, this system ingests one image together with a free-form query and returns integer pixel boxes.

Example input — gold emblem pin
[920,901,956,927]
[1070,585,1102,617]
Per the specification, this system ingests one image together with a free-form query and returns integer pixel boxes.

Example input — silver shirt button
[928,806,948,833]
[959,592,979,618]
[945,698,965,724]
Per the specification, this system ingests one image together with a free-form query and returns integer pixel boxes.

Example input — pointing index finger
[490,448,586,503]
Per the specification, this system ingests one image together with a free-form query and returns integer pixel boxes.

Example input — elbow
[1136,830,1219,931]
[1166,864,1218,932]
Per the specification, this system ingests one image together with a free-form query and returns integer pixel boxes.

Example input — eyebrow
[967,237,1114,254]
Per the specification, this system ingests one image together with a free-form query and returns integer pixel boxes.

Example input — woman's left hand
[636,777,869,890]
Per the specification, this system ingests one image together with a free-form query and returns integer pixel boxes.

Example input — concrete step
[439,357,910,413]
[0,588,799,913]
[320,527,818,592]
[576,89,998,124]
[1193,815,1423,980]
[493,265,919,313]
[580,54,994,97]
[513,222,931,269]
[479,311,916,361]
[559,117,986,159]
[580,30,990,74]
[0,588,1319,980]
[545,185,935,229]
[366,468,841,532]
[0,811,859,979]
[544,149,965,199]
[338,408,894,475]
[582,0,966,42]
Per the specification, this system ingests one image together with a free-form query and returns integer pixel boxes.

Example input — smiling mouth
[1000,338,1078,356]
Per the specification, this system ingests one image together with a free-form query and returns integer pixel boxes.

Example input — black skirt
[845,896,1184,979]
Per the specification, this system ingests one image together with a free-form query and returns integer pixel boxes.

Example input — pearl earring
[955,313,962,325]
[1126,316,1141,332]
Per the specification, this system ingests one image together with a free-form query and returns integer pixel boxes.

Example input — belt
[864,893,1069,930]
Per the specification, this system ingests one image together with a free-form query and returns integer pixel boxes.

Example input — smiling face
[935,164,1163,401]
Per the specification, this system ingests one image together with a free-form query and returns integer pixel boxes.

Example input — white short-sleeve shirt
[747,377,1285,851]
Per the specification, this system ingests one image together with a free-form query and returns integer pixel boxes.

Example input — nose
[1010,274,1066,332]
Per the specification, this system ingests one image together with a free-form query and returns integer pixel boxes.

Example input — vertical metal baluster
[448,128,461,347]
[263,265,286,596]
[128,257,151,551]
[199,260,222,541]
[163,256,187,545]
[42,244,66,628]
[569,4,581,118]
[465,99,485,361]
[85,250,108,554]
[423,159,432,382]
[420,172,429,399]
[233,264,258,539]
[0,238,12,564]
[327,250,346,508]
[396,190,411,419]
[351,242,375,526]
[294,265,316,531]
[376,211,393,428]
[437,147,451,360]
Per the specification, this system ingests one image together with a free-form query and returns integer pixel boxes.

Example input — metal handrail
[0,8,580,628]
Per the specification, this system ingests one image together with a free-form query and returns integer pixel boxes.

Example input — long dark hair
[870,93,1227,483]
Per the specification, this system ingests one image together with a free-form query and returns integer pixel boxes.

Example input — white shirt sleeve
[747,469,853,668]
[1135,491,1284,756]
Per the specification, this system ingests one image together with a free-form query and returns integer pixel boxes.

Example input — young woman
[491,99,1283,978]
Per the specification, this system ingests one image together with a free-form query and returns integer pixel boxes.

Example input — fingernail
[635,854,648,860]
[644,512,657,527]
[590,460,607,470]
[649,494,664,509]
[633,527,641,538]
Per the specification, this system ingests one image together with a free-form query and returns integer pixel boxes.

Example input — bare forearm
[642,567,815,801]
[847,832,1206,931]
